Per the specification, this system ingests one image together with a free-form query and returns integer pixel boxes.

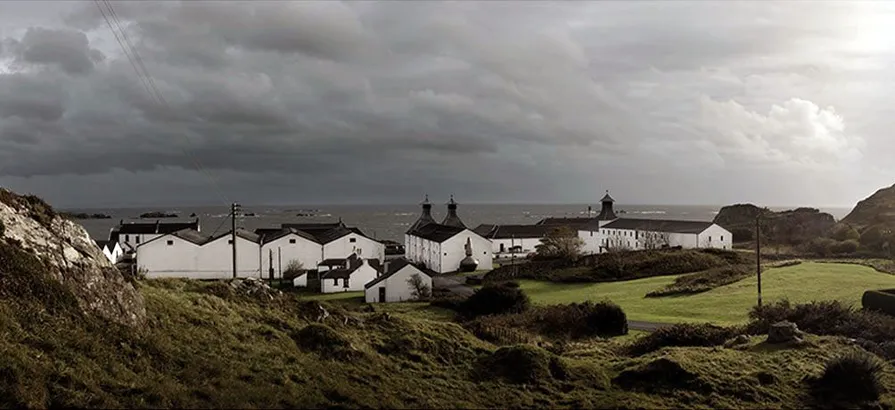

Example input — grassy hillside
[520,262,895,324]
[4,277,895,408]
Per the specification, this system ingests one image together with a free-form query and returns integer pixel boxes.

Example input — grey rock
[767,321,804,344]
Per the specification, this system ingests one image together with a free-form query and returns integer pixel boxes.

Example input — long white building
[578,192,733,254]
[257,222,384,279]
[473,224,552,259]
[404,196,492,273]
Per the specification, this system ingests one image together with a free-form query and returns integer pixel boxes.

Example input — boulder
[0,188,145,326]
[724,334,751,348]
[767,321,804,344]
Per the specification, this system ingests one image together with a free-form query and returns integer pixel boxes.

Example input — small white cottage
[473,224,552,259]
[364,259,432,303]
[320,254,379,293]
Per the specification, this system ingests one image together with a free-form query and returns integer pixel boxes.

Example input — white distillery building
[257,222,385,279]
[364,258,432,303]
[135,228,262,279]
[110,219,201,253]
[94,240,124,264]
[578,192,733,254]
[404,196,493,273]
[473,224,553,259]
[319,253,380,293]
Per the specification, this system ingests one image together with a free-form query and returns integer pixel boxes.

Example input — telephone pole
[231,202,240,279]
[755,214,762,308]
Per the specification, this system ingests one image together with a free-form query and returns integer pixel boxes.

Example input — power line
[93,0,232,207]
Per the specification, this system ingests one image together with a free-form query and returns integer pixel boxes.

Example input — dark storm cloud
[0,1,890,207]
[12,27,104,74]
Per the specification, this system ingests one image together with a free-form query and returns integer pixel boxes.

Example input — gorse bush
[747,299,895,343]
[627,323,742,356]
[646,265,753,297]
[535,301,628,339]
[862,289,895,317]
[460,282,530,319]
[812,351,884,403]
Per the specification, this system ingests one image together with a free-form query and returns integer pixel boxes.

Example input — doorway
[378,287,386,303]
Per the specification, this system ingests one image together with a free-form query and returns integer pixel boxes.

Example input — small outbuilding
[320,253,379,293]
[364,258,432,303]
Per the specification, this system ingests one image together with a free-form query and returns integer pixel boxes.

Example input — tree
[535,226,584,260]
[637,228,670,250]
[406,273,431,300]
[283,259,305,280]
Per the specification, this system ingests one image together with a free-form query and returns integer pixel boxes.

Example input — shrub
[829,239,859,255]
[535,301,628,339]
[627,323,742,356]
[747,300,895,343]
[282,260,305,280]
[429,297,465,312]
[591,249,740,281]
[830,224,861,242]
[811,351,884,403]
[475,345,567,384]
[801,238,838,257]
[646,265,753,297]
[862,289,895,316]
[459,282,530,319]
[613,358,708,393]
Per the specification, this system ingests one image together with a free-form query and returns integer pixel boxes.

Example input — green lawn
[520,262,895,325]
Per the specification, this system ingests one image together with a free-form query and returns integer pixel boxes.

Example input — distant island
[61,212,112,220]
[139,211,178,218]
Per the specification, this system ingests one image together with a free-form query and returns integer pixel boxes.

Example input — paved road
[628,320,673,332]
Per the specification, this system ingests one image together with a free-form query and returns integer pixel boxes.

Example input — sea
[69,204,854,244]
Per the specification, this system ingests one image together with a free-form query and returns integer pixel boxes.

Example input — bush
[801,238,838,257]
[459,282,530,319]
[282,260,305,280]
[429,297,466,312]
[830,224,860,242]
[646,265,753,297]
[812,351,884,403]
[591,249,746,282]
[829,239,859,255]
[475,345,567,384]
[535,301,628,339]
[747,300,895,343]
[862,289,895,316]
[627,323,742,356]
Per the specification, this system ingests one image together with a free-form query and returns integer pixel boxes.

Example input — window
[136,236,141,244]
[709,236,712,242]
[590,231,593,237]
[444,252,448,256]
[349,238,357,243]
[166,240,174,246]
[289,239,296,244]
[333,278,338,286]
[228,239,233,244]
[721,235,724,241]
[344,278,350,288]
[125,235,130,243]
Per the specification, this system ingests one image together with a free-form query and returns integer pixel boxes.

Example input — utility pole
[756,214,762,308]
[231,202,240,279]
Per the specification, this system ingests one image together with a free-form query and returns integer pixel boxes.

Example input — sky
[0,1,892,208]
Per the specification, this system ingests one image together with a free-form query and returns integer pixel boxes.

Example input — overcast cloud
[0,1,891,208]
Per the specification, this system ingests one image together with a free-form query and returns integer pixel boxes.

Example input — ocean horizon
[69,203,854,244]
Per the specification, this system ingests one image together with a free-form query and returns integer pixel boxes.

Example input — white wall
[320,262,379,293]
[200,235,261,278]
[439,230,493,273]
[365,266,432,303]
[697,224,733,250]
[578,229,602,255]
[119,233,164,252]
[260,234,321,279]
[136,235,203,278]
[324,233,384,262]
[293,272,308,287]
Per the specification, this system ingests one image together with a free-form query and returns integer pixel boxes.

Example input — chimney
[441,195,466,228]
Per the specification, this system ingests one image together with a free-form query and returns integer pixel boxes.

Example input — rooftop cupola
[406,194,436,234]
[442,195,466,228]
[597,190,618,220]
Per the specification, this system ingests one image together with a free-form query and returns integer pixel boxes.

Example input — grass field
[520,262,895,324]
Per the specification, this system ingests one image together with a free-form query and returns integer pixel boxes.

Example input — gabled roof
[206,228,261,244]
[279,223,375,244]
[115,219,200,234]
[321,254,364,279]
[257,227,318,244]
[171,229,211,245]
[601,191,615,203]
[364,258,429,289]
[599,218,717,234]
[318,258,347,267]
[94,240,110,250]
[407,222,466,243]
[473,224,552,239]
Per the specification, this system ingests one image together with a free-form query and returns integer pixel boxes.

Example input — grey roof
[116,219,200,234]
[406,200,436,235]
[365,258,429,289]
[441,197,466,228]
[171,229,212,245]
[407,222,466,243]
[207,228,261,244]
[535,217,597,227]
[94,240,110,249]
[598,218,716,234]
[257,227,318,244]
[473,224,552,239]
[279,223,373,244]
[601,191,615,203]
[321,254,363,279]
[318,258,347,267]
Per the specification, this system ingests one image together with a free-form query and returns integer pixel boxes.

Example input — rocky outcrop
[842,183,895,229]
[713,204,836,243]
[0,188,145,326]
[766,321,804,344]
